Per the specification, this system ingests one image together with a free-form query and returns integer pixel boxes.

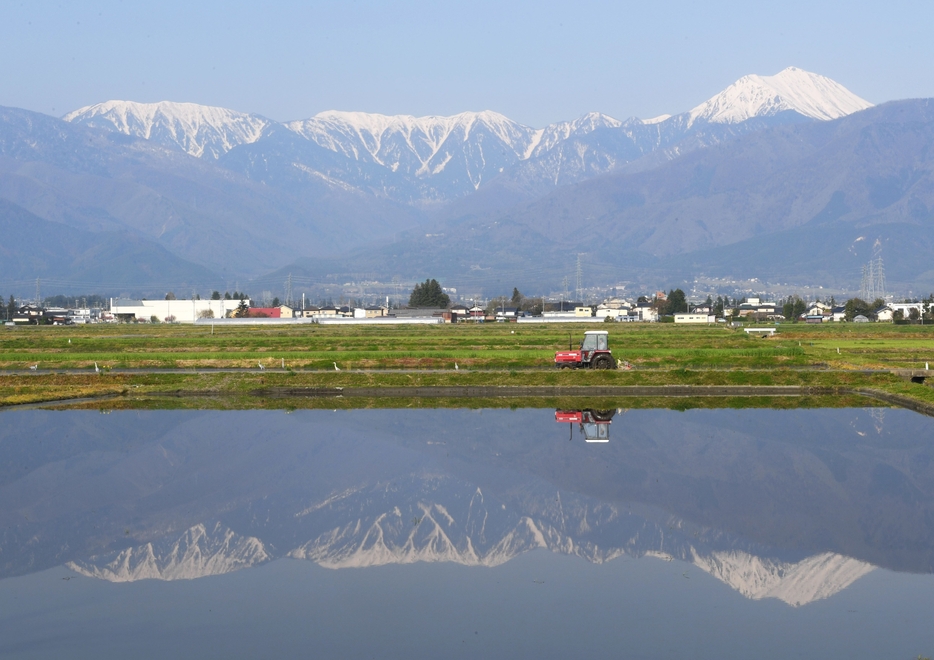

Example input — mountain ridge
[63,67,871,206]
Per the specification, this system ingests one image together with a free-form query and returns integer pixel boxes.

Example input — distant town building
[674,313,715,324]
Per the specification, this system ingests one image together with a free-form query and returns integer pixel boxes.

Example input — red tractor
[554,330,617,369]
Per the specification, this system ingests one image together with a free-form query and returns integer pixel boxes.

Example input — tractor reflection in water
[555,408,623,443]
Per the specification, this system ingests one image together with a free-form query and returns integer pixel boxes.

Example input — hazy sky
[1,0,932,127]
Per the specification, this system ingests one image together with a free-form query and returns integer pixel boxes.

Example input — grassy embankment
[0,321,932,409]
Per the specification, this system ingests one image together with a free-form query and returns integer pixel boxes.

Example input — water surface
[1,407,933,658]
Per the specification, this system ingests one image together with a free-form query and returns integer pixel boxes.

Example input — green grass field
[3,321,932,370]
[1,321,933,408]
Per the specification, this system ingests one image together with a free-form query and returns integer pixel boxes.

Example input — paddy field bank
[0,322,933,411]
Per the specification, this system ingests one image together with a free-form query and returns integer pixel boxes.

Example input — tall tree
[665,289,687,315]
[408,279,450,308]
[844,298,872,321]
[511,288,523,307]
[792,298,807,320]
[783,296,806,322]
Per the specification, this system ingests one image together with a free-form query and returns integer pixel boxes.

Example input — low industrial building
[110,298,246,323]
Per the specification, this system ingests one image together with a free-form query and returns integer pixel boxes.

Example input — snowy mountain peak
[63,100,270,159]
[688,66,872,125]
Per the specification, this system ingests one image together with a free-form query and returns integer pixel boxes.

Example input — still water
[1,406,933,658]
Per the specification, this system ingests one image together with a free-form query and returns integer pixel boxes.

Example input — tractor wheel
[592,355,614,370]
[591,409,615,422]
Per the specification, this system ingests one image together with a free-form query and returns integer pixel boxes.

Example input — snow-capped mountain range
[63,67,872,203]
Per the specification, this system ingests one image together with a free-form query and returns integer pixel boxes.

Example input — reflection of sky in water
[1,407,934,658]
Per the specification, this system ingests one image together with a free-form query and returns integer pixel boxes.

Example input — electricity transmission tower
[860,240,886,302]
[576,254,583,302]
[284,273,293,307]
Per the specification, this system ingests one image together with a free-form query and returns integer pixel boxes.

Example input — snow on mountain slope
[66,523,269,581]
[528,112,624,157]
[290,110,535,162]
[691,549,875,607]
[63,100,271,159]
[284,110,539,197]
[688,66,872,125]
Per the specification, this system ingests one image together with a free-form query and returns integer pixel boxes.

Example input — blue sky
[1,0,932,126]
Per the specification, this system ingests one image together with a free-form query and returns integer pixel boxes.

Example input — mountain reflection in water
[1,407,933,610]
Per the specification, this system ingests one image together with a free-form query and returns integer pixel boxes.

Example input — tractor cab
[580,331,608,359]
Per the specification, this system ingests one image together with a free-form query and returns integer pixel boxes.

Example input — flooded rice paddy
[1,406,933,658]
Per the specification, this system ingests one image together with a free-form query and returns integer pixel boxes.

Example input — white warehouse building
[674,313,716,324]
[110,298,248,323]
